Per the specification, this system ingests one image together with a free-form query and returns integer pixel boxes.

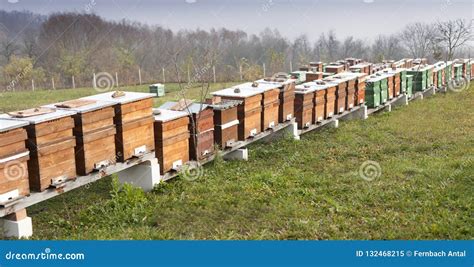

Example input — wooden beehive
[355,77,366,106]
[43,99,117,176]
[82,92,155,162]
[257,78,296,123]
[325,65,344,74]
[153,108,190,174]
[0,119,30,202]
[294,85,315,129]
[325,78,346,115]
[0,108,77,192]
[209,100,241,149]
[314,88,326,123]
[212,86,264,140]
[386,74,394,99]
[160,102,214,161]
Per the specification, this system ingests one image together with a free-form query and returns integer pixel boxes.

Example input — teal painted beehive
[149,83,165,97]
[406,75,413,98]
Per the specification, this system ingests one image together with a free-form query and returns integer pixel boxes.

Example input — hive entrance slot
[50,175,69,188]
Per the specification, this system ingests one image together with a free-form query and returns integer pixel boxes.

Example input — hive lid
[212,86,265,98]
[209,99,243,110]
[82,91,154,105]
[160,102,210,114]
[0,108,76,124]
[0,118,29,132]
[153,108,188,122]
[43,99,115,113]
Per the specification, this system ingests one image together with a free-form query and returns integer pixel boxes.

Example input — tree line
[0,10,471,91]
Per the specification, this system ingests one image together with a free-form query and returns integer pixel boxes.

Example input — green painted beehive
[379,77,388,103]
[149,83,165,97]
[407,69,427,92]
[406,75,413,98]
[365,78,381,108]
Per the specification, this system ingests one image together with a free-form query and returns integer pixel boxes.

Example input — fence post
[51,78,55,90]
[138,68,142,85]
[263,63,266,77]
[290,61,293,72]
[187,66,191,84]
[213,66,216,83]
[72,76,75,89]
[115,72,119,88]
[93,73,97,88]
[239,65,243,81]
[162,68,166,84]
[31,79,35,91]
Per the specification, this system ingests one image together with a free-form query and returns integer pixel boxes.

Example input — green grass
[13,85,474,240]
[0,82,239,113]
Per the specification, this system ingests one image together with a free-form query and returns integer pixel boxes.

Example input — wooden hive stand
[43,99,117,176]
[82,92,155,162]
[0,108,77,192]
[0,119,30,205]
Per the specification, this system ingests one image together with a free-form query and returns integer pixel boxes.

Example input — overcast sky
[1,0,472,41]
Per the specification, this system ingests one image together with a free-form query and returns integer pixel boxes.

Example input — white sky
[1,0,472,42]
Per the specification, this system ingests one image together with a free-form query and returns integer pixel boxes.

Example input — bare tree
[400,22,436,59]
[435,19,472,61]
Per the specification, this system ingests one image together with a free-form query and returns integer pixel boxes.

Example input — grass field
[3,84,474,240]
[0,82,239,112]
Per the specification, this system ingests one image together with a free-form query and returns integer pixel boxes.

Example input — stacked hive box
[0,108,76,191]
[0,119,30,203]
[471,60,474,79]
[208,99,241,149]
[445,62,453,83]
[453,64,463,80]
[339,72,367,106]
[407,67,428,92]
[324,77,347,114]
[365,76,382,108]
[43,99,117,176]
[325,65,345,74]
[290,71,306,84]
[212,86,263,140]
[257,78,296,123]
[313,81,336,121]
[384,72,395,99]
[246,82,280,131]
[406,75,414,98]
[379,75,389,103]
[400,70,407,93]
[83,92,155,162]
[309,62,324,72]
[160,102,214,161]
[153,108,190,174]
[294,84,316,129]
[426,66,434,87]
